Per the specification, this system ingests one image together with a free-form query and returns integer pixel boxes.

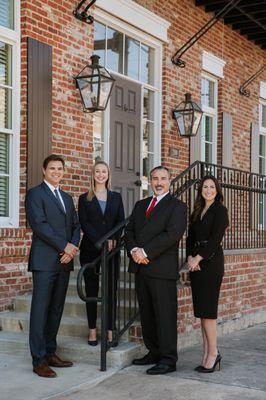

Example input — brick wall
[0,0,265,315]
[130,250,266,345]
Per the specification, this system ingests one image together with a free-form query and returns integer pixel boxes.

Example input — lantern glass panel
[77,76,99,109]
[99,79,113,109]
[192,109,203,135]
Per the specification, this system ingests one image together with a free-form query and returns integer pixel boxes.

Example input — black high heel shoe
[88,339,98,346]
[197,352,222,373]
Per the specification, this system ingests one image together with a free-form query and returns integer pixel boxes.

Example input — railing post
[100,241,108,371]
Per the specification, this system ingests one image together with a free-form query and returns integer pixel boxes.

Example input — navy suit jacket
[25,182,80,272]
[125,193,187,280]
[78,190,125,264]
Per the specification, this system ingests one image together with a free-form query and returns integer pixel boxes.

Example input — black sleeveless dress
[186,201,229,319]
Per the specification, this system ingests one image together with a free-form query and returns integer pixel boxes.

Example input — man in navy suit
[25,154,80,378]
[125,166,187,375]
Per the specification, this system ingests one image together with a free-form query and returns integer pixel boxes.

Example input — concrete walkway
[0,323,265,400]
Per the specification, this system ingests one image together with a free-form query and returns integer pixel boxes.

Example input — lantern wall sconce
[74,55,115,113]
[73,0,96,24]
[172,93,203,138]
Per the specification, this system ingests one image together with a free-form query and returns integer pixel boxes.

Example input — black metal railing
[77,161,266,370]
[77,217,137,371]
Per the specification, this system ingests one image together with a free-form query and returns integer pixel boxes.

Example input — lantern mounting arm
[171,0,241,68]
[239,65,266,97]
[73,0,96,24]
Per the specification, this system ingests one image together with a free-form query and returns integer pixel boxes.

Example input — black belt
[194,240,208,246]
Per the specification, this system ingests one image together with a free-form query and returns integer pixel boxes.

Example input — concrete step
[0,311,88,337]
[13,294,138,319]
[0,331,143,368]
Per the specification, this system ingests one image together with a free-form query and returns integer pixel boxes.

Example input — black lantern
[172,93,203,137]
[74,55,115,113]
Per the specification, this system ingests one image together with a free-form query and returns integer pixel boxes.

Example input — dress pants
[83,257,119,330]
[135,273,178,366]
[29,269,70,366]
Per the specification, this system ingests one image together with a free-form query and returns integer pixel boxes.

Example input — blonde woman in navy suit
[78,161,125,345]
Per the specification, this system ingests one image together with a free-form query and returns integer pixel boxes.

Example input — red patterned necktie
[146,197,157,217]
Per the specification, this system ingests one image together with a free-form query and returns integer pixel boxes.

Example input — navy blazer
[125,193,187,280]
[78,190,125,263]
[25,182,80,272]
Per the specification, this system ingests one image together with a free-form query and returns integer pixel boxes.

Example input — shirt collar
[152,191,169,203]
[44,180,60,193]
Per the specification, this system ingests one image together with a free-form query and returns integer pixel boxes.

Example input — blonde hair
[87,160,111,201]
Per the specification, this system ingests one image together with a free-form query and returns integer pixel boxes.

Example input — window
[0,0,20,227]
[93,112,104,162]
[0,0,14,30]
[93,19,160,198]
[142,89,154,197]
[200,75,217,164]
[94,21,155,85]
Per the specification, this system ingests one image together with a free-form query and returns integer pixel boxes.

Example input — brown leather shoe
[47,354,73,368]
[33,363,57,378]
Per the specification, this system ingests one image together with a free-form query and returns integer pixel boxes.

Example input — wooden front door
[110,75,142,216]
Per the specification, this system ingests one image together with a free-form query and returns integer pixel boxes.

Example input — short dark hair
[43,154,65,170]
[150,165,171,179]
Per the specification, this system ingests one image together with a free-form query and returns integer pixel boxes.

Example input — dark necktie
[146,197,157,217]
[54,189,65,213]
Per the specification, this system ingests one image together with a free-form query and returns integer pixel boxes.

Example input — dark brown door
[110,75,141,216]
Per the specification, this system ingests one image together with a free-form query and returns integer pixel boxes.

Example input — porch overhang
[195,0,266,49]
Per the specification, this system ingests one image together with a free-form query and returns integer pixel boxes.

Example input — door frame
[93,9,163,199]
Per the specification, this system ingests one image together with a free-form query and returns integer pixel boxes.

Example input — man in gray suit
[25,154,80,378]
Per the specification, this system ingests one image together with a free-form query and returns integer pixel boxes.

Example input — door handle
[134,179,142,187]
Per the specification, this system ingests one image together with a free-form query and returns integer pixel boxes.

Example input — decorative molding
[260,81,266,99]
[95,0,170,42]
[202,51,226,78]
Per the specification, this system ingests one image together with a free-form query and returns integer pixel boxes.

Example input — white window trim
[201,73,218,164]
[260,81,266,100]
[202,51,226,79]
[0,0,20,228]
[93,12,163,194]
[95,0,170,43]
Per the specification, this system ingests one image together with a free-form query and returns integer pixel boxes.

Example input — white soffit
[260,81,266,99]
[202,51,226,78]
[95,0,170,42]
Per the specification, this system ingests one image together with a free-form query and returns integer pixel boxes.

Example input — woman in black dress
[78,161,125,345]
[186,175,229,373]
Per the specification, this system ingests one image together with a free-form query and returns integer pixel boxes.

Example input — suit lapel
[92,194,104,218]
[42,182,66,216]
[138,197,152,229]
[143,193,172,226]
[103,190,112,217]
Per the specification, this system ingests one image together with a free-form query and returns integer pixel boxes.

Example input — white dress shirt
[44,180,66,213]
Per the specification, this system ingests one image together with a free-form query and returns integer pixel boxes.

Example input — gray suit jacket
[25,182,80,271]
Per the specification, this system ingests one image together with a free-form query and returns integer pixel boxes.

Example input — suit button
[102,221,106,224]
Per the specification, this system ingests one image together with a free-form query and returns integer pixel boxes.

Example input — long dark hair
[190,175,223,224]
